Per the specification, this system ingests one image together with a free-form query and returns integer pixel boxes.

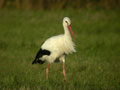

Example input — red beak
[67,25,76,40]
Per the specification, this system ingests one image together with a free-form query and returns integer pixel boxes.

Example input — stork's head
[63,17,75,39]
[63,17,71,26]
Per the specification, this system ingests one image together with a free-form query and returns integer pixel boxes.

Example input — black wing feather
[32,48,51,64]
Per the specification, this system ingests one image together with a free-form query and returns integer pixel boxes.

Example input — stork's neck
[63,26,72,40]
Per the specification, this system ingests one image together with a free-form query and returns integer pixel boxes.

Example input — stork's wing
[32,48,51,64]
[41,34,64,51]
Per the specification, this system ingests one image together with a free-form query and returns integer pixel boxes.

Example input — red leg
[62,61,66,81]
[46,64,50,80]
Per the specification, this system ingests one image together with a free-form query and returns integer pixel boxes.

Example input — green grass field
[0,9,120,90]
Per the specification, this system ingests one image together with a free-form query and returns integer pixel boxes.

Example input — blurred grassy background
[0,0,120,90]
[0,0,120,10]
[0,9,120,90]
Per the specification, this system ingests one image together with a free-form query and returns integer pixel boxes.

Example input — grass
[0,9,120,90]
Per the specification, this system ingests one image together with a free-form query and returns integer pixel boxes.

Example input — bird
[32,17,76,81]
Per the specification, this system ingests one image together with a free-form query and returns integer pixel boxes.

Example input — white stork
[32,17,76,81]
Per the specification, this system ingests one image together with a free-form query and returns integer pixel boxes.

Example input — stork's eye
[65,21,68,24]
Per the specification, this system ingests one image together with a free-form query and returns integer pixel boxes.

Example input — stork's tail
[32,60,45,64]
[32,59,37,64]
[32,58,45,64]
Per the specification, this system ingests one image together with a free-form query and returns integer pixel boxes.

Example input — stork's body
[32,17,76,80]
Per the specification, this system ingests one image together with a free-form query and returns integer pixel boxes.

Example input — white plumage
[32,17,76,80]
[41,17,76,63]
